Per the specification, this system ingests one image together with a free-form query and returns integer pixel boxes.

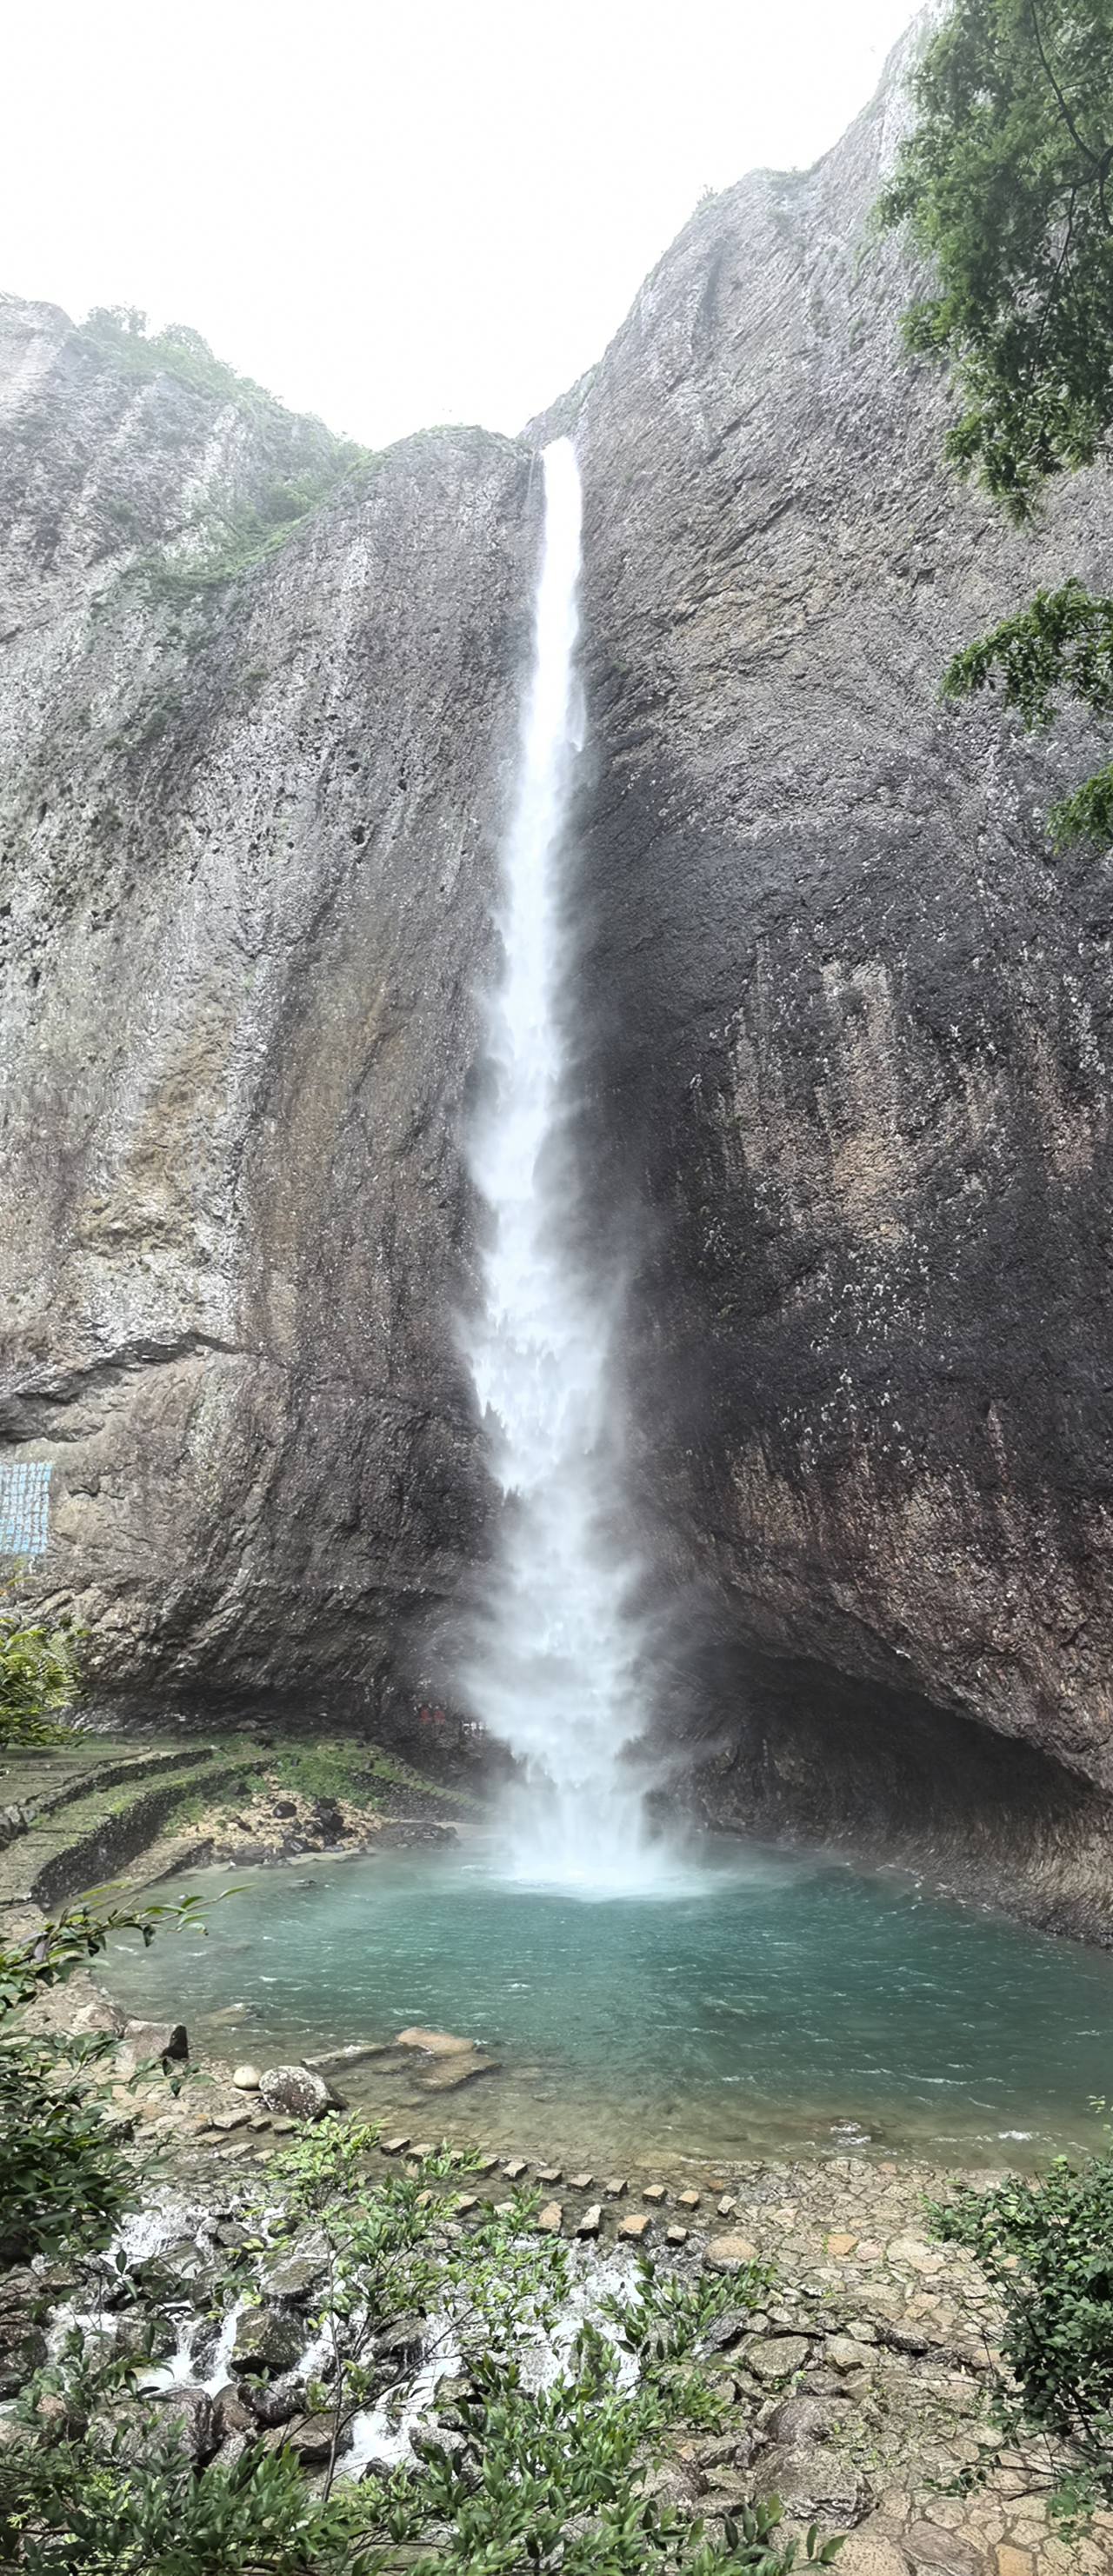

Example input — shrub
[0,1591,81,1747]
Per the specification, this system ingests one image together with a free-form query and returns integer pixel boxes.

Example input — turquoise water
[104,1836,1113,2169]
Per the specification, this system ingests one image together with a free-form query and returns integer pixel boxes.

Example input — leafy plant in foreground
[929,2147,1113,2507]
[0,1897,207,2263]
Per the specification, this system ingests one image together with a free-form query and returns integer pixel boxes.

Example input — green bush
[0,1593,81,1747]
[930,2147,1113,2518]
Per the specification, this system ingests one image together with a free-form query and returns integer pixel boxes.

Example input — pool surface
[103,1834,1113,2168]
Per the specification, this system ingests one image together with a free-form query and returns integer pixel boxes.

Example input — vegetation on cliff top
[878,0,1113,848]
[71,305,377,594]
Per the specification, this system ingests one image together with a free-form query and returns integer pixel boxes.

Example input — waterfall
[458,437,654,1892]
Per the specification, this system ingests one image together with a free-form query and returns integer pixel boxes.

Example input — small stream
[103,1833,1113,2168]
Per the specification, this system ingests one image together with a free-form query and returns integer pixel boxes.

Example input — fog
[5,0,917,448]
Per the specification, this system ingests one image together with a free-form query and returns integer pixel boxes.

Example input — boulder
[0,2318,47,2399]
[230,2306,307,2376]
[211,2382,257,2440]
[765,2395,843,2445]
[242,2372,305,2426]
[123,2020,189,2063]
[112,2311,177,2360]
[826,2334,876,2375]
[375,2313,427,2370]
[153,2384,217,2464]
[257,2065,334,2120]
[701,2304,757,2353]
[261,2243,329,2307]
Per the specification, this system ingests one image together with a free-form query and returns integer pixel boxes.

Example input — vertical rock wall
[563,46,1113,1872]
[0,296,534,1707]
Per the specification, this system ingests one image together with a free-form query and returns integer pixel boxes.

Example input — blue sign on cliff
[0,1461,52,1558]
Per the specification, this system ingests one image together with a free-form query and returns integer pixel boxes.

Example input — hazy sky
[4,0,918,450]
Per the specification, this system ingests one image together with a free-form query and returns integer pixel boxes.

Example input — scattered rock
[537,2202,563,2234]
[643,2184,667,2205]
[603,2178,627,2198]
[567,2171,592,2191]
[619,2213,651,2241]
[744,2336,812,2384]
[666,2227,689,2247]
[704,2234,757,2270]
[123,2019,189,2063]
[231,2065,261,2090]
[535,2166,562,2185]
[502,2159,528,2182]
[576,2204,602,2239]
[381,2134,410,2156]
[257,2065,334,2120]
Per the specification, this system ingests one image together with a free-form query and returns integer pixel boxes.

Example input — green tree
[877,0,1113,846]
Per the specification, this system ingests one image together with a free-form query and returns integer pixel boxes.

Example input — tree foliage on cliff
[877,0,1113,846]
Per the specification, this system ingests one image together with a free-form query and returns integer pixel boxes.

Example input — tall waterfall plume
[459,438,655,1891]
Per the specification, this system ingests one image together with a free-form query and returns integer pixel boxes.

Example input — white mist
[459,438,656,1893]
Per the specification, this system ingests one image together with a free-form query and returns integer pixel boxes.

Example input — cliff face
[6,23,1113,1906]
[564,49,1113,1858]
[0,297,533,1707]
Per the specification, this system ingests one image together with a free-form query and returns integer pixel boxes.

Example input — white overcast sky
[3,0,917,451]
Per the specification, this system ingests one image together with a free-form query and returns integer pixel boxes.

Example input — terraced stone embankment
[0,1741,247,1914]
[0,1734,476,1921]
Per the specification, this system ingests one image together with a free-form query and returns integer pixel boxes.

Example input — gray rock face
[6,19,1113,1906]
[558,23,1113,1891]
[0,294,533,1710]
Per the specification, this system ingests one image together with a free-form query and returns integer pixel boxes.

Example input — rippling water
[103,1834,1113,2170]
